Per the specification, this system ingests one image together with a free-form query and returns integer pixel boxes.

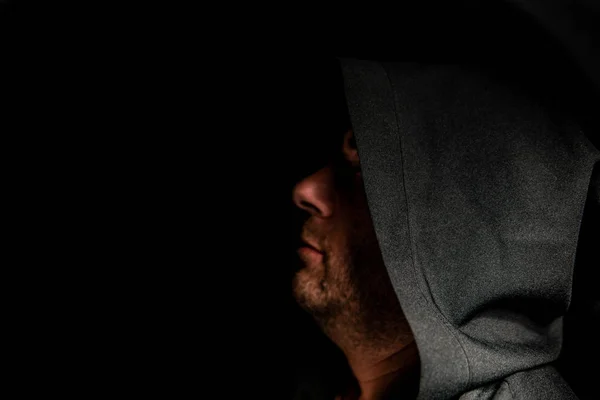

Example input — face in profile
[292,130,400,331]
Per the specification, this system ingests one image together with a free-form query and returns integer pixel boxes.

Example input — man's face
[292,130,393,326]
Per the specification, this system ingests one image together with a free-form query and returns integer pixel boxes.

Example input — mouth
[297,239,324,263]
[299,238,322,253]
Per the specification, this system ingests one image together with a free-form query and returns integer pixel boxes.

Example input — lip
[297,239,323,262]
[297,245,323,261]
[299,239,322,254]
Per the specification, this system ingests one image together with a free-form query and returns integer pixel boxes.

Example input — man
[292,128,420,400]
[290,57,599,400]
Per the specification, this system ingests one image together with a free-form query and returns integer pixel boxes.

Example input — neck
[324,319,420,400]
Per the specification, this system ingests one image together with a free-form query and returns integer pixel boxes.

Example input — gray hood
[341,59,600,399]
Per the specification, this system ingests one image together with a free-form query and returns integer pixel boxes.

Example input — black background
[2,0,598,398]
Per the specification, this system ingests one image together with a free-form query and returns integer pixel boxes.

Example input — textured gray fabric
[340,59,600,399]
[459,365,579,400]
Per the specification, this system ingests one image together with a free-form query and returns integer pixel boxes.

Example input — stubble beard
[292,224,405,348]
[292,244,356,324]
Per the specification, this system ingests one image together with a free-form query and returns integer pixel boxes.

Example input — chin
[292,271,329,313]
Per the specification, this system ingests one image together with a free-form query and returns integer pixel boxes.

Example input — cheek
[323,221,351,265]
[324,229,355,286]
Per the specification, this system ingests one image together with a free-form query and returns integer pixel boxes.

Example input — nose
[292,166,335,218]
